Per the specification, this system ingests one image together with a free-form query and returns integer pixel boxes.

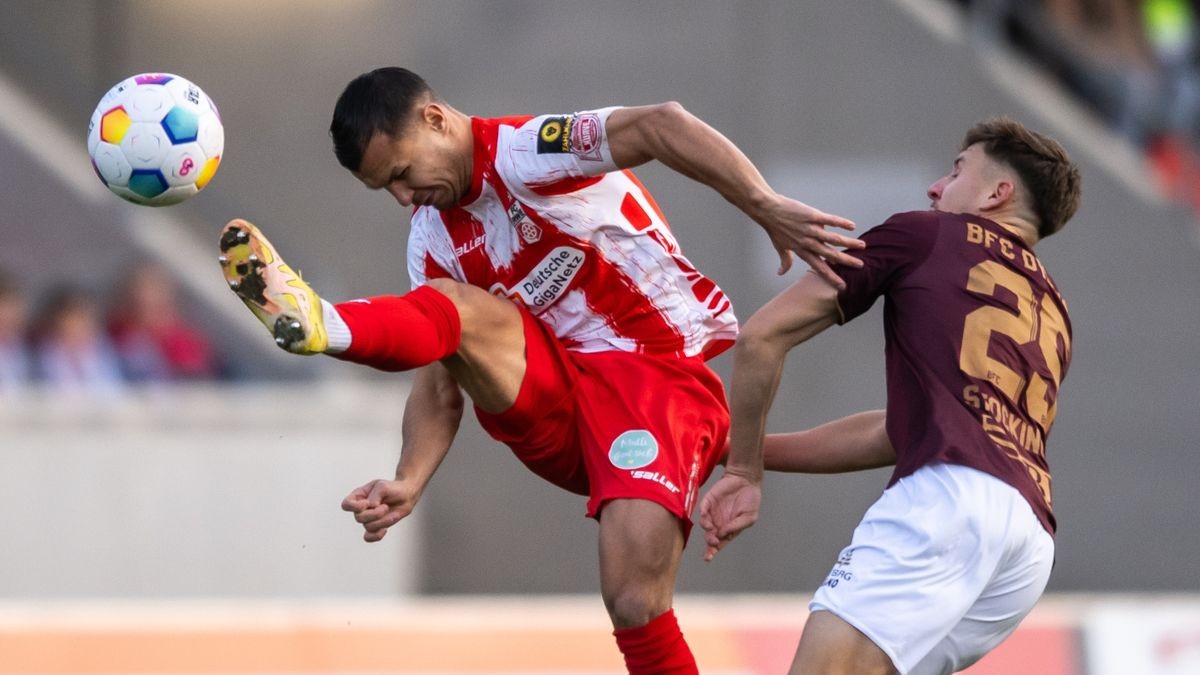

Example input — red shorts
[475,305,730,539]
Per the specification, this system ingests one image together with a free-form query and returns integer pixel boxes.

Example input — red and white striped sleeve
[506,108,622,186]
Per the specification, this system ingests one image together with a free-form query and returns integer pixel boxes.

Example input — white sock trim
[321,299,351,354]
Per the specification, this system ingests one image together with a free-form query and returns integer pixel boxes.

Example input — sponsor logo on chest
[490,245,585,312]
[454,233,487,257]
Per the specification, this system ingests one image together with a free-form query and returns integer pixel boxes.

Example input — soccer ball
[87,73,224,206]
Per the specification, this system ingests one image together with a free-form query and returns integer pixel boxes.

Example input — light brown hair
[963,117,1081,238]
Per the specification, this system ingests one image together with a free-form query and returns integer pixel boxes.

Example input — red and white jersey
[407,108,737,359]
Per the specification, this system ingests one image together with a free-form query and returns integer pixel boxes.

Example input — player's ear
[422,102,448,133]
[987,178,1015,210]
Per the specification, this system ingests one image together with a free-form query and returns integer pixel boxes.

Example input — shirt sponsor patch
[536,114,604,161]
[609,429,659,469]
[537,116,572,154]
[569,113,603,161]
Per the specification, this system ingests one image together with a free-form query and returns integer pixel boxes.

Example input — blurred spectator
[0,269,33,392]
[963,0,1200,213]
[106,263,222,382]
[29,284,125,394]
[1142,0,1198,134]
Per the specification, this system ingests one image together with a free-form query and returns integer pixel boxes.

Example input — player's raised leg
[219,218,527,412]
[601,499,697,674]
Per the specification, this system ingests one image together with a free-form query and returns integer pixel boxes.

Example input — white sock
[321,299,351,353]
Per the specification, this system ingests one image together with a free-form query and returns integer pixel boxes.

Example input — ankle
[321,299,351,353]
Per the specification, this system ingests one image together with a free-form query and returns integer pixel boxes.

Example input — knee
[424,277,466,304]
[423,277,515,333]
[603,583,667,629]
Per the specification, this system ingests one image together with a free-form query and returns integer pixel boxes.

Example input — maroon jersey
[834,210,1072,534]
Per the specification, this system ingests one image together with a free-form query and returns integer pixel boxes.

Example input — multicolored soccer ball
[87,73,223,206]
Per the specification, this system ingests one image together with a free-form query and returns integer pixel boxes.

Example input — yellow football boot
[218,218,328,354]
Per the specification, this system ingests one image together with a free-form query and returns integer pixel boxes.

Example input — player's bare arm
[700,272,840,561]
[341,362,464,542]
[763,409,895,474]
[603,103,865,287]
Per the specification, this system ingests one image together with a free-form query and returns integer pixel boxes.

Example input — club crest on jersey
[609,430,659,469]
[507,201,542,244]
[488,245,585,313]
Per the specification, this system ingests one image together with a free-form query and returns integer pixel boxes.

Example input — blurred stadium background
[1,1,1198,673]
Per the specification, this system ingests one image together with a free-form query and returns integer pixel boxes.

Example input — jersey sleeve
[833,210,940,323]
[406,208,459,290]
[506,107,622,187]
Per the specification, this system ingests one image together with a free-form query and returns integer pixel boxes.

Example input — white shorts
[809,462,1055,675]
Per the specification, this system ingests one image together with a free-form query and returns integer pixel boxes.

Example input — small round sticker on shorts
[609,430,659,469]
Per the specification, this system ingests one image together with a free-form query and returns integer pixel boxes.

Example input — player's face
[927,144,1003,216]
[354,104,470,210]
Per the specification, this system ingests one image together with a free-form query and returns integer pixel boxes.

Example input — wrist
[393,466,426,491]
[724,463,763,483]
[739,187,777,221]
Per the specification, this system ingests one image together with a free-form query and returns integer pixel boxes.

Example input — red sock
[332,285,461,372]
[612,609,698,674]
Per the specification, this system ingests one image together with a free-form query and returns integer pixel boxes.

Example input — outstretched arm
[764,409,894,473]
[700,272,841,561]
[341,362,464,542]
[604,103,864,287]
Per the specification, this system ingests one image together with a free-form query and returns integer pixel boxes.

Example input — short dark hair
[329,67,435,172]
[963,117,1081,239]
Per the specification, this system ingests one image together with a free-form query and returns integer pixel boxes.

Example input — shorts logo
[609,430,659,469]
[537,116,572,154]
[631,470,680,494]
[824,568,854,588]
[824,548,856,588]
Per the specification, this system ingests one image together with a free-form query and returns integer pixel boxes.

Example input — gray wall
[0,384,419,598]
[1,1,1197,594]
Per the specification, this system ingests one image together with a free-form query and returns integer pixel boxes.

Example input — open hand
[756,195,864,288]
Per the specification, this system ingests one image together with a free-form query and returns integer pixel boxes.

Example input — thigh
[474,303,589,495]
[791,610,897,675]
[427,278,527,414]
[598,498,685,627]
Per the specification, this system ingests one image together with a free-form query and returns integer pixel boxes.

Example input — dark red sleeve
[833,211,940,323]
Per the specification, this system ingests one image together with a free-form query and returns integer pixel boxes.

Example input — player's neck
[989,214,1039,248]
[444,107,476,204]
